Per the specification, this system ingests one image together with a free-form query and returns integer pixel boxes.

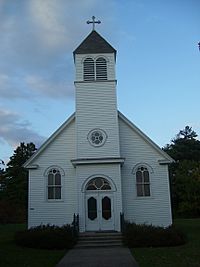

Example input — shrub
[123,222,186,248]
[0,200,26,224]
[15,224,77,249]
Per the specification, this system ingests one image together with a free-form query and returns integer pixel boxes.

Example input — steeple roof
[73,30,116,55]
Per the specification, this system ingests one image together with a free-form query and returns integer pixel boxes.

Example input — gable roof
[118,111,174,164]
[23,113,75,168]
[73,30,116,55]
[24,110,173,169]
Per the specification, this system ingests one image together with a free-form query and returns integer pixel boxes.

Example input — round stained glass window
[88,129,107,147]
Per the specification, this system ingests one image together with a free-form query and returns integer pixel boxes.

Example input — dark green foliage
[0,200,26,224]
[0,224,66,267]
[0,142,37,223]
[164,126,200,217]
[171,160,200,217]
[164,126,200,162]
[123,223,186,248]
[15,224,77,250]
[131,219,200,267]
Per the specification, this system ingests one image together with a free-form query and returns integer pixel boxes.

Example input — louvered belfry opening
[83,58,95,81]
[83,57,107,81]
[96,57,107,80]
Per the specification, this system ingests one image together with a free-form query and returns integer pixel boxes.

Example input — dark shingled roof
[73,30,116,55]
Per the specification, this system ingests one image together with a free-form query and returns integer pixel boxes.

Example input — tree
[164,126,200,217]
[164,126,200,162]
[171,160,200,217]
[178,125,197,140]
[0,142,37,223]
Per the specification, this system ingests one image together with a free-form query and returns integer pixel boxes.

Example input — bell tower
[72,18,123,232]
[73,19,120,160]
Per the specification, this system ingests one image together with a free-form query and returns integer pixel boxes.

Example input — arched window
[83,58,95,81]
[47,168,62,199]
[96,57,107,80]
[136,166,150,197]
[86,177,111,190]
[83,57,107,81]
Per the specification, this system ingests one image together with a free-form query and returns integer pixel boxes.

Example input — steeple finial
[87,16,101,31]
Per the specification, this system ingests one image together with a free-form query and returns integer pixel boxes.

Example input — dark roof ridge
[73,30,116,56]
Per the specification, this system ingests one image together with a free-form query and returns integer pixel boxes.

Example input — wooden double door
[85,192,114,231]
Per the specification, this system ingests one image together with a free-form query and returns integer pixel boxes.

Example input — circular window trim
[87,128,107,147]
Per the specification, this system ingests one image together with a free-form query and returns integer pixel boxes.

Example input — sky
[0,0,200,164]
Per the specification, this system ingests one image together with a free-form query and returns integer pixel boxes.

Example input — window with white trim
[47,168,62,200]
[136,166,150,197]
[83,58,95,81]
[83,57,107,81]
[96,57,107,80]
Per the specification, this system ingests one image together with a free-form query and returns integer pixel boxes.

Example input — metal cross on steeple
[87,16,101,31]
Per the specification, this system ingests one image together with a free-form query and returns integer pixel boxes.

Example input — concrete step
[75,242,123,249]
[79,232,122,237]
[75,232,124,249]
[79,236,122,241]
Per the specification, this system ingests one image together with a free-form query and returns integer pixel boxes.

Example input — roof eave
[23,113,75,168]
[118,111,174,163]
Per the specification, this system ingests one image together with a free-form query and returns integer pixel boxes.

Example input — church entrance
[85,177,114,231]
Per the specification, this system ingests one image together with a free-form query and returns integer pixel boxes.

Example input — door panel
[99,194,114,231]
[102,196,111,220]
[85,193,114,231]
[88,197,97,220]
[85,194,99,231]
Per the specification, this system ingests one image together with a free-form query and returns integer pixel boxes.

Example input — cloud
[0,73,31,99]
[0,108,45,148]
[25,74,74,98]
[28,0,69,49]
[0,0,116,101]
[0,69,74,100]
[0,0,117,160]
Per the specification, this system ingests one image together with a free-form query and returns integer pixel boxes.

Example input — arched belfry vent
[73,30,116,57]
[83,58,95,81]
[96,57,107,80]
[83,57,107,81]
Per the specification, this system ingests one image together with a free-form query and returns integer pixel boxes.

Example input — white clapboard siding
[75,53,116,81]
[119,116,172,227]
[75,81,120,158]
[76,163,122,232]
[28,120,77,228]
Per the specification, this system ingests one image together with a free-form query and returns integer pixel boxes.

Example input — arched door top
[82,175,117,192]
[86,177,111,191]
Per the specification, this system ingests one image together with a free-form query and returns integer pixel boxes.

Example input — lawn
[0,224,66,267]
[132,219,200,267]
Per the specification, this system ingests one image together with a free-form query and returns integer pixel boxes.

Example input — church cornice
[25,164,39,169]
[71,157,125,167]
[74,80,117,84]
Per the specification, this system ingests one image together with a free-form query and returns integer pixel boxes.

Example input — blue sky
[0,0,200,163]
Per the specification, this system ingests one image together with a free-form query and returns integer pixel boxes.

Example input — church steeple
[74,20,120,159]
[74,16,116,57]
[73,30,116,56]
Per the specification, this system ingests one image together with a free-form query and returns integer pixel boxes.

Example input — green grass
[0,224,66,267]
[132,219,200,267]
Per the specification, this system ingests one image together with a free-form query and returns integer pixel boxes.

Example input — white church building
[24,24,173,232]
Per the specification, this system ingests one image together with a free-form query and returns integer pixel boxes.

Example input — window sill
[135,196,154,200]
[46,199,64,202]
